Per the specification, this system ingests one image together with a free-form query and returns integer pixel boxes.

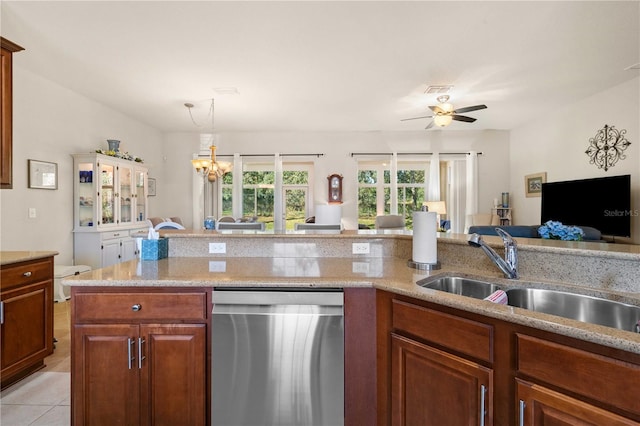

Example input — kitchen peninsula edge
[65,232,640,424]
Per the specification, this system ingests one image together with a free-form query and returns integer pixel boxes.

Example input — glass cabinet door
[77,161,96,228]
[99,162,115,226]
[134,170,146,223]
[119,165,133,226]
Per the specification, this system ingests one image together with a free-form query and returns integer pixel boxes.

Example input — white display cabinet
[72,153,149,269]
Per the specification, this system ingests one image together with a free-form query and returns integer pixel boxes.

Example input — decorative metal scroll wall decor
[585,124,631,171]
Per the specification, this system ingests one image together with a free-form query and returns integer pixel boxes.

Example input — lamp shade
[433,115,453,127]
[423,201,447,215]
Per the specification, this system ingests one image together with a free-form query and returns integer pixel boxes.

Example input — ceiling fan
[401,95,487,129]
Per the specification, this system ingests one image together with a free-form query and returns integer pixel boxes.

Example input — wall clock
[327,174,343,204]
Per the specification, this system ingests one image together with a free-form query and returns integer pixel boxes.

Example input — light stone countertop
[0,251,59,266]
[64,254,640,355]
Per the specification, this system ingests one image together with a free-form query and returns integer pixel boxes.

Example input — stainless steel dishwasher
[212,288,344,426]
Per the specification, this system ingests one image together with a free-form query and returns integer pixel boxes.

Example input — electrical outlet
[28,208,36,218]
[352,242,370,254]
[352,262,370,273]
[209,242,226,254]
[209,261,227,272]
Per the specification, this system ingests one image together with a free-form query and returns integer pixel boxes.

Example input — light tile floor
[1,301,71,426]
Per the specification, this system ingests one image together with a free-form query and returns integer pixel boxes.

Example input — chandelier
[186,99,233,182]
[192,145,233,182]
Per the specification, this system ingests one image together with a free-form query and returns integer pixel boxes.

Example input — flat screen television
[540,174,631,237]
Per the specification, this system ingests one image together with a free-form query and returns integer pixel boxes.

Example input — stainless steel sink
[418,276,502,300]
[506,288,640,332]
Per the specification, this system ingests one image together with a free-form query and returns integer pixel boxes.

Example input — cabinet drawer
[392,299,493,363]
[74,292,207,322]
[516,334,640,416]
[0,259,52,289]
[101,231,129,241]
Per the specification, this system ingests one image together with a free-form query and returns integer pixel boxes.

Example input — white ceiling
[3,1,639,133]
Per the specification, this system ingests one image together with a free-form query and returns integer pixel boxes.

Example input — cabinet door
[391,333,492,425]
[101,238,121,267]
[134,168,147,224]
[72,324,140,426]
[76,160,97,229]
[140,324,207,426]
[98,160,116,226]
[0,281,53,376]
[516,379,637,426]
[121,236,137,263]
[119,163,134,226]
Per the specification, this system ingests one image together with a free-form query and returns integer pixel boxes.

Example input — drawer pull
[132,304,142,312]
[23,271,32,277]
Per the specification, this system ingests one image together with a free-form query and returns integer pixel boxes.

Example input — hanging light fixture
[187,99,233,182]
[433,95,454,127]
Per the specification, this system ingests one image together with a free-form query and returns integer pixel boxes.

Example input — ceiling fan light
[433,115,453,127]
[440,102,454,113]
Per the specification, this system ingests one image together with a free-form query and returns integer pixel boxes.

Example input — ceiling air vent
[424,85,453,94]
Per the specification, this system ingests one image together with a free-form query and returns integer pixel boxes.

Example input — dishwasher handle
[213,304,343,317]
[212,290,344,307]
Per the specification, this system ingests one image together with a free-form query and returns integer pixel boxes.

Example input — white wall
[0,66,164,265]
[163,130,511,230]
[510,76,640,243]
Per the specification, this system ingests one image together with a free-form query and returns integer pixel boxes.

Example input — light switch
[28,208,36,218]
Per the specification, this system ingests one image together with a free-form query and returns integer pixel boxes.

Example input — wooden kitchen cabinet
[71,288,210,426]
[516,379,638,426]
[391,334,491,425]
[0,255,54,389]
[377,291,640,425]
[388,298,493,425]
[515,334,640,424]
[1,37,25,189]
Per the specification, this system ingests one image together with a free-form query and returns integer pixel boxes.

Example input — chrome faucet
[468,228,519,279]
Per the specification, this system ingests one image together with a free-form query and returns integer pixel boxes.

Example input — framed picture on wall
[524,172,546,197]
[148,178,156,196]
[28,159,58,190]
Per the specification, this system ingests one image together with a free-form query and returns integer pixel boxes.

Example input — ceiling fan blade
[425,120,435,130]
[452,104,487,114]
[400,115,433,122]
[429,105,445,114]
[452,115,477,123]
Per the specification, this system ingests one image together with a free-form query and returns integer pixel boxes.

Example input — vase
[501,192,509,208]
[107,139,120,152]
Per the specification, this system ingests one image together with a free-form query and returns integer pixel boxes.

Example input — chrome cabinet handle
[0,301,3,325]
[127,338,135,369]
[138,338,146,369]
[519,399,526,426]
[480,384,486,426]
[132,304,142,312]
[23,271,32,277]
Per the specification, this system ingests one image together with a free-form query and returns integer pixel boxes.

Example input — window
[242,167,274,226]
[214,159,312,230]
[357,157,444,230]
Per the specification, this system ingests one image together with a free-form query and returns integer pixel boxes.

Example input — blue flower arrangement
[538,220,584,241]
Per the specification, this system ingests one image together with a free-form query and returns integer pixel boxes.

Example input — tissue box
[141,238,168,260]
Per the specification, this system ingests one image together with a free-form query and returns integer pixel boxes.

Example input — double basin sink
[418,276,640,333]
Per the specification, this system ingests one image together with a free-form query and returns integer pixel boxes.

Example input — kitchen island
[64,231,640,425]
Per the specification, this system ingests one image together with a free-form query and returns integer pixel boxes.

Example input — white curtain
[232,153,243,218]
[427,152,440,201]
[464,151,479,232]
[274,153,284,231]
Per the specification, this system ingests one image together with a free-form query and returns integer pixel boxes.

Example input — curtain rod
[216,153,325,158]
[350,151,483,157]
